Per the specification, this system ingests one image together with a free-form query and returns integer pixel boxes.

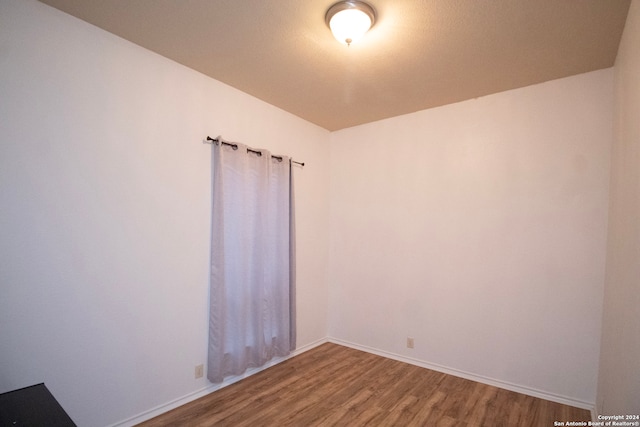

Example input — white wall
[597,0,640,416]
[0,1,330,425]
[328,69,613,406]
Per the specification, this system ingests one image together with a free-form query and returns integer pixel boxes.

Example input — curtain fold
[207,142,294,383]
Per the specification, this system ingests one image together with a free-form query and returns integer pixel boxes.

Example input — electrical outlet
[407,337,414,349]
[195,364,204,379]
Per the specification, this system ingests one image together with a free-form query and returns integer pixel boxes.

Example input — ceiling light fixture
[325,1,376,46]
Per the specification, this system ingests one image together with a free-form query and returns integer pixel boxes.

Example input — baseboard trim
[328,337,595,413]
[111,336,595,425]
[109,337,328,427]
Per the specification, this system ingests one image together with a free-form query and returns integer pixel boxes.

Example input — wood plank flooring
[138,343,590,426]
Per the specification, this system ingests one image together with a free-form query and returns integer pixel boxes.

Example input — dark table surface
[0,383,76,426]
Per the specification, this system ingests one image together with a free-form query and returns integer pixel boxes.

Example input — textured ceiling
[38,0,630,131]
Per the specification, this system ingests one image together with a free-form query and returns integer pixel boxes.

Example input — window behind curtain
[207,141,295,383]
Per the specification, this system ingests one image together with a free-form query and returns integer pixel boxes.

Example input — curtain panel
[207,141,296,383]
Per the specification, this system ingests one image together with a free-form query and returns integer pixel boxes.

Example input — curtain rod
[205,136,305,167]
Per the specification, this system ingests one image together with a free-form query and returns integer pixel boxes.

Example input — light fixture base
[325,1,376,28]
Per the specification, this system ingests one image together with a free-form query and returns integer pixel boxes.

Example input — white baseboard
[109,337,328,427]
[328,337,595,412]
[111,336,595,426]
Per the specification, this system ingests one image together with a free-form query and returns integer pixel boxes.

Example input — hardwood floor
[138,343,591,426]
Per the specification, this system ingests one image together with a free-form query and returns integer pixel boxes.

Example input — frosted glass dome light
[326,1,376,46]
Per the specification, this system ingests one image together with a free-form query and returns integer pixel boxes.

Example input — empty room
[1,0,638,426]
